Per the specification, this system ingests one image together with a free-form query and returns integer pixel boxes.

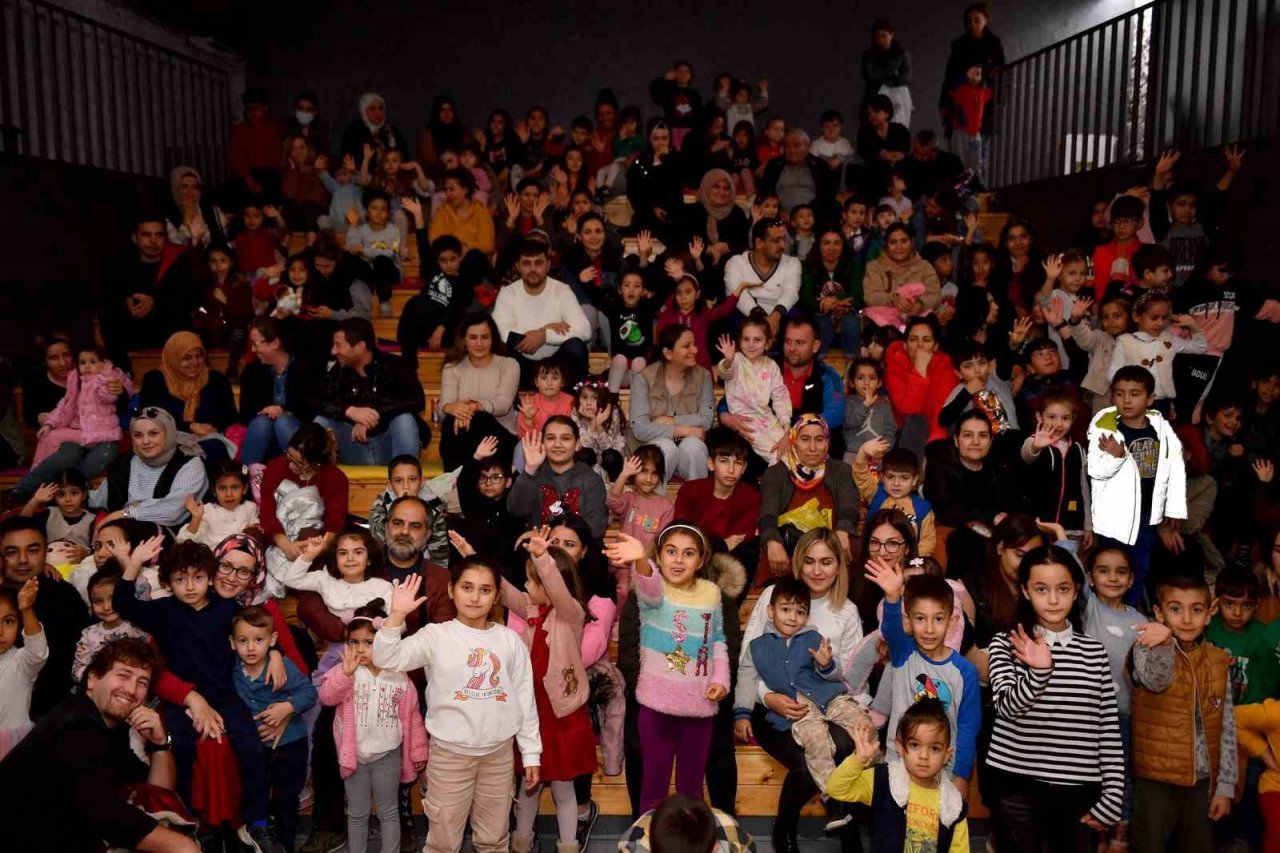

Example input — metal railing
[990,0,1279,187]
[0,0,237,180]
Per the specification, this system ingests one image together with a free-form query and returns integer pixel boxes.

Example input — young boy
[112,540,287,853]
[1043,249,1090,369]
[1150,145,1244,287]
[852,442,937,556]
[1247,361,1280,457]
[1091,194,1147,300]
[345,189,404,312]
[367,454,450,566]
[788,203,816,259]
[318,153,365,234]
[1087,366,1187,602]
[864,564,981,799]
[673,428,761,567]
[455,437,521,581]
[1205,565,1280,705]
[810,110,854,174]
[618,792,755,853]
[939,340,1019,441]
[1127,243,1175,297]
[1013,337,1071,431]
[517,361,574,440]
[841,196,872,258]
[826,699,970,852]
[231,605,318,851]
[1130,573,1237,849]
[397,225,473,359]
[949,63,993,181]
[922,243,957,326]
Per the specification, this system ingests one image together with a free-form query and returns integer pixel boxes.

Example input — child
[1088,366,1187,601]
[864,560,980,795]
[653,272,755,369]
[1058,292,1130,414]
[1107,289,1208,413]
[177,460,260,548]
[233,200,287,280]
[841,196,872,258]
[508,417,609,538]
[319,153,366,234]
[501,535,598,853]
[455,437,519,576]
[272,254,308,318]
[1205,564,1280,706]
[1011,335,1072,431]
[396,223,473,360]
[603,523,729,814]
[862,322,901,363]
[728,120,758,197]
[1019,390,1090,543]
[879,169,913,223]
[826,700,971,852]
[717,78,769,130]
[72,568,149,683]
[716,310,792,465]
[673,427,760,551]
[842,357,897,459]
[271,528,391,619]
[1126,243,1175,298]
[948,63,993,181]
[518,361,575,440]
[367,455,450,566]
[596,106,644,195]
[281,137,328,243]
[788,203,816,260]
[26,345,133,478]
[570,378,628,483]
[810,109,854,176]
[1129,573,1236,849]
[1091,194,1148,300]
[345,189,404,312]
[231,605,319,851]
[604,269,657,392]
[866,204,898,262]
[21,470,94,552]
[1042,250,1090,369]
[372,561,540,853]
[1234,701,1280,852]
[319,602,428,853]
[938,341,1019,439]
[756,116,786,174]
[923,243,957,327]
[0,580,46,760]
[607,447,675,602]
[985,545,1125,848]
[1150,146,1245,287]
[198,243,255,376]
[854,442,937,556]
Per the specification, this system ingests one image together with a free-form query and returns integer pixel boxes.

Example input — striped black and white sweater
[987,624,1125,825]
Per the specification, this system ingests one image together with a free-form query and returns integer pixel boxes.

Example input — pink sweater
[606,491,674,550]
[44,365,133,445]
[509,595,618,668]
[319,666,429,782]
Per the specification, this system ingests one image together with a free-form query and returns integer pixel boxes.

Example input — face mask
[295,110,315,127]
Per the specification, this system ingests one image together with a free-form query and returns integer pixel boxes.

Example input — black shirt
[0,691,155,851]
[1117,419,1159,519]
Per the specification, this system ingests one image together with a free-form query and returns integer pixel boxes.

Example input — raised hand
[184,493,204,522]
[31,482,58,505]
[448,529,477,558]
[852,719,880,764]
[809,636,833,669]
[1043,297,1065,328]
[1224,143,1245,173]
[132,534,165,569]
[474,435,500,461]
[620,455,643,483]
[602,532,647,565]
[717,333,736,363]
[860,436,892,460]
[636,229,653,259]
[533,193,550,222]
[1253,459,1275,483]
[340,642,361,676]
[1042,253,1063,282]
[16,577,38,612]
[1153,149,1181,186]
[1098,433,1126,458]
[1009,315,1034,347]
[689,235,705,258]
[864,555,904,602]
[964,210,980,236]
[1070,294,1094,322]
[521,432,545,473]
[1134,620,1171,648]
[525,533,549,558]
[401,195,422,217]
[390,574,428,619]
[1008,624,1053,669]
[342,153,356,173]
[297,535,327,562]
[504,193,520,223]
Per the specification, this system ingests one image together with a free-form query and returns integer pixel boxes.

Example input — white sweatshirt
[724,252,802,316]
[271,556,393,618]
[1107,329,1208,400]
[1086,406,1187,544]
[175,502,260,549]
[373,619,541,762]
[492,277,591,361]
[0,626,48,728]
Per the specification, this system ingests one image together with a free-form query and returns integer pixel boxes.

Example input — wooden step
[976,212,1009,245]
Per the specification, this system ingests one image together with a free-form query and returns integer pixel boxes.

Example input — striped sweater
[633,563,729,719]
[987,625,1125,826]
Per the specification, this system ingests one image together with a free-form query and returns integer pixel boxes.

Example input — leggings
[636,706,713,813]
[345,749,402,853]
[514,779,578,844]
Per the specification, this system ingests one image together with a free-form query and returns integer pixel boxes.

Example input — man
[758,128,838,220]
[723,219,803,339]
[294,496,453,853]
[0,638,200,852]
[492,238,591,386]
[313,317,428,466]
[227,87,284,202]
[901,129,966,200]
[719,314,845,456]
[101,216,199,364]
[1,516,88,718]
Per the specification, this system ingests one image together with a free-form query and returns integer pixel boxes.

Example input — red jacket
[884,341,957,442]
[258,455,350,538]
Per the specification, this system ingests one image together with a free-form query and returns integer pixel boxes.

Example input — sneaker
[297,785,314,813]
[575,800,599,849]
[823,798,853,834]
[326,832,348,853]
[238,823,287,853]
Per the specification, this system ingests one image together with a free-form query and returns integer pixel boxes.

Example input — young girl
[755,117,786,175]
[501,536,597,853]
[1067,293,1131,414]
[597,107,643,195]
[571,378,627,483]
[607,446,675,602]
[986,544,1125,850]
[72,568,150,683]
[716,310,793,465]
[319,602,428,853]
[28,345,132,472]
[861,322,901,363]
[199,244,255,378]
[604,269,657,392]
[0,579,45,760]
[842,357,897,460]
[728,120,758,197]
[1107,289,1208,414]
[372,560,540,853]
[459,144,497,208]
[1019,390,1090,544]
[879,169,913,223]
[654,272,756,369]
[604,523,729,813]
[21,469,94,552]
[272,253,311,319]
[271,529,392,621]
[177,460,260,548]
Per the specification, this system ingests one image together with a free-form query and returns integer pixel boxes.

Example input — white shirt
[353,666,408,763]
[492,277,591,361]
[810,136,854,165]
[271,556,394,619]
[0,626,48,728]
[175,501,261,549]
[724,252,803,316]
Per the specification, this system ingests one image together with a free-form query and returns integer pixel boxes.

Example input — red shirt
[949,84,993,135]
[673,477,760,540]
[1091,238,1143,300]
[229,118,285,180]
[781,361,813,412]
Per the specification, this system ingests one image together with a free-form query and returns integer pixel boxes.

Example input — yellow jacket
[1236,699,1280,794]
[428,198,495,257]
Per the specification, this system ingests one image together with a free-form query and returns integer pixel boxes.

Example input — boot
[771,822,800,853]
[555,843,580,853]
[510,831,537,853]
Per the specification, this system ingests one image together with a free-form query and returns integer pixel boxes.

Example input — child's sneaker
[238,823,287,853]
[822,798,853,834]
[574,800,599,849]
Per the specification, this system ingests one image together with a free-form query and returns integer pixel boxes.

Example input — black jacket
[238,354,321,424]
[313,349,425,437]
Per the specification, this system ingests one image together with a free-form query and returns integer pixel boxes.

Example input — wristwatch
[145,733,172,753]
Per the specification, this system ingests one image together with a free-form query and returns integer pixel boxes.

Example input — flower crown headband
[574,377,610,395]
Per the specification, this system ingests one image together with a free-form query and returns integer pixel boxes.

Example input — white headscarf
[359,92,386,132]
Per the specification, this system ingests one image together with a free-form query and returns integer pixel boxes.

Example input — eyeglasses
[478,473,507,484]
[868,538,906,554]
[217,561,256,581]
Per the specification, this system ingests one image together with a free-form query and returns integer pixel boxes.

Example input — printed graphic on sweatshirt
[972,389,1012,433]
[1127,436,1159,479]
[455,647,508,702]
[905,791,943,852]
[623,507,664,534]
[664,610,714,675]
[913,673,954,714]
[1227,653,1249,704]
[538,485,581,525]
[354,675,405,730]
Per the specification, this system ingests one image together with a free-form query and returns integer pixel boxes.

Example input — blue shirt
[271,358,292,407]
[232,656,317,748]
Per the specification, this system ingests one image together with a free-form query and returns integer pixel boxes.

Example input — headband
[343,614,384,630]
[574,377,609,395]
[658,523,711,567]
[1133,286,1171,313]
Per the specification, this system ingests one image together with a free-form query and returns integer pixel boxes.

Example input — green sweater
[1206,616,1280,705]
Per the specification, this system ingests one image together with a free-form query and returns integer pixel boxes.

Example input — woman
[416,94,469,178]
[21,338,73,431]
[862,222,942,321]
[883,316,956,458]
[851,506,922,626]
[995,217,1047,314]
[628,325,714,483]
[683,168,750,296]
[734,528,864,852]
[257,423,348,561]
[138,332,238,463]
[428,167,497,273]
[556,213,625,351]
[940,3,1005,139]
[680,111,734,188]
[165,166,229,249]
[626,118,684,243]
[515,105,564,182]
[861,19,914,129]
[90,408,208,528]
[238,318,315,465]
[479,108,521,188]
[853,94,911,199]
[439,312,520,470]
[800,229,864,357]
[757,414,859,589]
[339,91,408,169]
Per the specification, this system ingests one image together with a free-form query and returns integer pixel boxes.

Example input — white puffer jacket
[1086,406,1186,545]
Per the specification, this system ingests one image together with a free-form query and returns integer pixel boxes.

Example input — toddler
[571,379,628,483]
[596,106,644,195]
[879,169,913,223]
[1042,250,1090,369]
[716,310,792,465]
[788,204,816,259]
[199,244,255,377]
[177,460,259,548]
[842,357,896,458]
[518,361,575,440]
[21,469,94,553]
[232,200,287,280]
[1107,289,1207,413]
[1058,292,1131,414]
[272,529,392,621]
[318,153,366,234]
[717,78,769,130]
[72,568,149,683]
[0,580,46,760]
[810,109,854,176]
[345,190,404,309]
[853,442,937,556]
[756,116,786,174]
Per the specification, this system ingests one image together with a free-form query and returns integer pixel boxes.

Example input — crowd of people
[0,3,1277,853]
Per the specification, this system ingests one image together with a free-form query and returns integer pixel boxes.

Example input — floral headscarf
[214,533,267,605]
[159,331,209,423]
[783,413,830,490]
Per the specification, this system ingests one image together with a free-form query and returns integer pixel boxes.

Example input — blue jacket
[868,488,933,535]
[232,657,318,748]
[747,623,847,731]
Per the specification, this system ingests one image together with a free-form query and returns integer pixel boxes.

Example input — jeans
[816,312,862,358]
[238,413,303,465]
[952,130,986,183]
[648,436,709,484]
[345,749,401,853]
[266,738,309,850]
[15,439,119,500]
[988,767,1100,853]
[315,413,423,466]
